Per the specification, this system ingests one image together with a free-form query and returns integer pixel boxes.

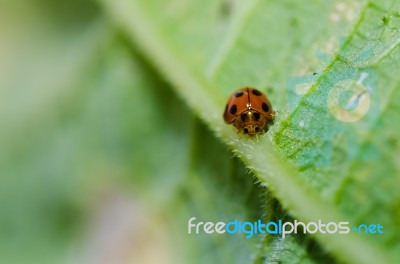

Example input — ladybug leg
[234,128,244,140]
[235,128,243,139]
[268,111,277,125]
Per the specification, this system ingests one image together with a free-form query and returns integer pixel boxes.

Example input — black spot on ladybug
[244,128,249,134]
[253,112,260,121]
[262,103,269,112]
[229,104,237,115]
[235,91,244,98]
[252,89,262,96]
[241,113,248,122]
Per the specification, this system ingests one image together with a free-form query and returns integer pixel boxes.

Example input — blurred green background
[0,1,267,263]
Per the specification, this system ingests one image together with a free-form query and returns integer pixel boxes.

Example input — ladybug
[223,87,274,136]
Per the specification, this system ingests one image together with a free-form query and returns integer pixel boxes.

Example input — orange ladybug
[223,87,274,136]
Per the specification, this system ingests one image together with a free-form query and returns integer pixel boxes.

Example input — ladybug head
[243,125,261,136]
[235,111,265,136]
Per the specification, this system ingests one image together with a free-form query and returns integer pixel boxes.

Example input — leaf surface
[98,0,400,263]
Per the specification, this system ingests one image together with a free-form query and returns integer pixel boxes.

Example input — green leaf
[98,0,400,263]
[2,0,400,263]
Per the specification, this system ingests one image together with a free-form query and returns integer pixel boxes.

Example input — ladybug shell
[223,87,273,124]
